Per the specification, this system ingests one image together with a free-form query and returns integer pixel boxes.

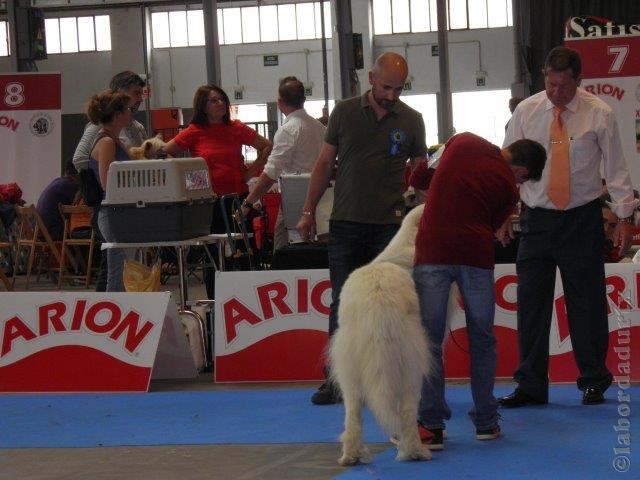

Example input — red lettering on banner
[224,299,262,343]
[39,302,67,335]
[606,275,632,315]
[222,279,332,343]
[636,109,640,118]
[297,278,309,314]
[584,83,625,100]
[311,280,331,315]
[0,300,155,357]
[85,302,121,333]
[109,311,154,352]
[0,115,19,132]
[555,296,570,342]
[1,317,37,356]
[257,282,294,320]
[70,300,86,330]
[495,274,518,311]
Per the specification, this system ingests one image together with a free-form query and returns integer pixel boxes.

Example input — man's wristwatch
[619,216,634,224]
[242,200,253,210]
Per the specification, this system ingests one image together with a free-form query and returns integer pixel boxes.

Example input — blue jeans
[327,220,399,336]
[413,264,498,430]
[98,208,135,292]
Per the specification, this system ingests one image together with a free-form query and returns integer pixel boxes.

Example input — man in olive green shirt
[297,52,428,405]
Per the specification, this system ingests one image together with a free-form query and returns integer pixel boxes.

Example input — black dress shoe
[498,389,547,408]
[582,387,605,405]
[311,382,342,405]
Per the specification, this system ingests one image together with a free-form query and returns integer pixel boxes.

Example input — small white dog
[329,204,433,465]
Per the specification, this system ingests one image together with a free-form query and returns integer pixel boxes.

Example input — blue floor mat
[335,384,638,480]
[1,384,637,479]
[0,387,385,448]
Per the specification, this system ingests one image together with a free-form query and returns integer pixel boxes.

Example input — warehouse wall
[0,0,516,164]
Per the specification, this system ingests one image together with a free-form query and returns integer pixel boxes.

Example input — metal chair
[58,203,96,288]
[218,194,255,271]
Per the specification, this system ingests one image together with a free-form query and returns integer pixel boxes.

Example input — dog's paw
[338,446,372,466]
[338,454,360,466]
[396,444,431,462]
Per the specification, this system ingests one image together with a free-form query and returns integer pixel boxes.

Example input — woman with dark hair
[165,85,272,202]
[85,89,135,292]
[164,85,272,296]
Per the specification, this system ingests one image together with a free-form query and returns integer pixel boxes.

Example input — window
[373,0,512,34]
[400,94,439,147]
[304,99,335,121]
[151,10,205,47]
[452,89,511,147]
[0,21,9,57]
[45,15,110,54]
[232,104,268,163]
[152,2,331,48]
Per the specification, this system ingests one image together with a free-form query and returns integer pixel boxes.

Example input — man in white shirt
[499,46,637,407]
[241,76,326,250]
[72,71,147,171]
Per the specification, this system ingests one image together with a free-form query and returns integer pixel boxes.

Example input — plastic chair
[58,203,97,288]
[12,204,73,289]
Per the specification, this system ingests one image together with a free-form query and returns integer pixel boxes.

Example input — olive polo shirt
[325,91,427,224]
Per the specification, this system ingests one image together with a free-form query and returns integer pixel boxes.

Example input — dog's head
[129,134,169,160]
[373,204,424,269]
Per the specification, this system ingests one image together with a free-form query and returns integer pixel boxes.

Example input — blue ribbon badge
[389,129,406,155]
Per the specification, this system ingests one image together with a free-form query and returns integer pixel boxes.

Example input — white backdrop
[1,73,61,205]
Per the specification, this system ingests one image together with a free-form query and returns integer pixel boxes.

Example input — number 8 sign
[4,82,25,107]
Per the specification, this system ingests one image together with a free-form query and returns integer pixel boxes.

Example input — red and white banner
[0,292,173,393]
[215,270,331,382]
[214,264,639,383]
[1,73,61,205]
[564,20,640,189]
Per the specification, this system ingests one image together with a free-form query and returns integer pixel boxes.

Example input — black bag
[79,168,104,207]
[270,243,329,270]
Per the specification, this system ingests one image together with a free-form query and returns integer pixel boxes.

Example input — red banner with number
[565,23,640,191]
[1,73,61,205]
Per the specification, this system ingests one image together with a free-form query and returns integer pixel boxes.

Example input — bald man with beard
[298,52,429,405]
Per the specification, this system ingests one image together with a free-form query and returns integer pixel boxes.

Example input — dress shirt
[504,88,637,218]
[262,108,326,180]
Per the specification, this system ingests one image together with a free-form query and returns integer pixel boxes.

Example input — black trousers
[515,199,613,400]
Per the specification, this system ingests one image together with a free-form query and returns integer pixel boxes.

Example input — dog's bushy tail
[331,262,432,435]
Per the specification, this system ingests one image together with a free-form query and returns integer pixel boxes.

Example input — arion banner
[564,17,640,187]
[0,73,61,205]
[214,264,638,383]
[0,292,197,393]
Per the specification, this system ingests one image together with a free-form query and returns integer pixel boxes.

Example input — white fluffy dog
[329,204,432,465]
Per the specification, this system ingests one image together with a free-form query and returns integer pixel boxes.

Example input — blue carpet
[0,388,386,448]
[1,385,637,479]
[336,385,639,480]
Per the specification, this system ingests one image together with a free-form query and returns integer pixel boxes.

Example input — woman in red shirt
[165,84,272,217]
[165,85,271,295]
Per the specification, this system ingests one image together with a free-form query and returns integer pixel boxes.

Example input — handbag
[79,168,104,207]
